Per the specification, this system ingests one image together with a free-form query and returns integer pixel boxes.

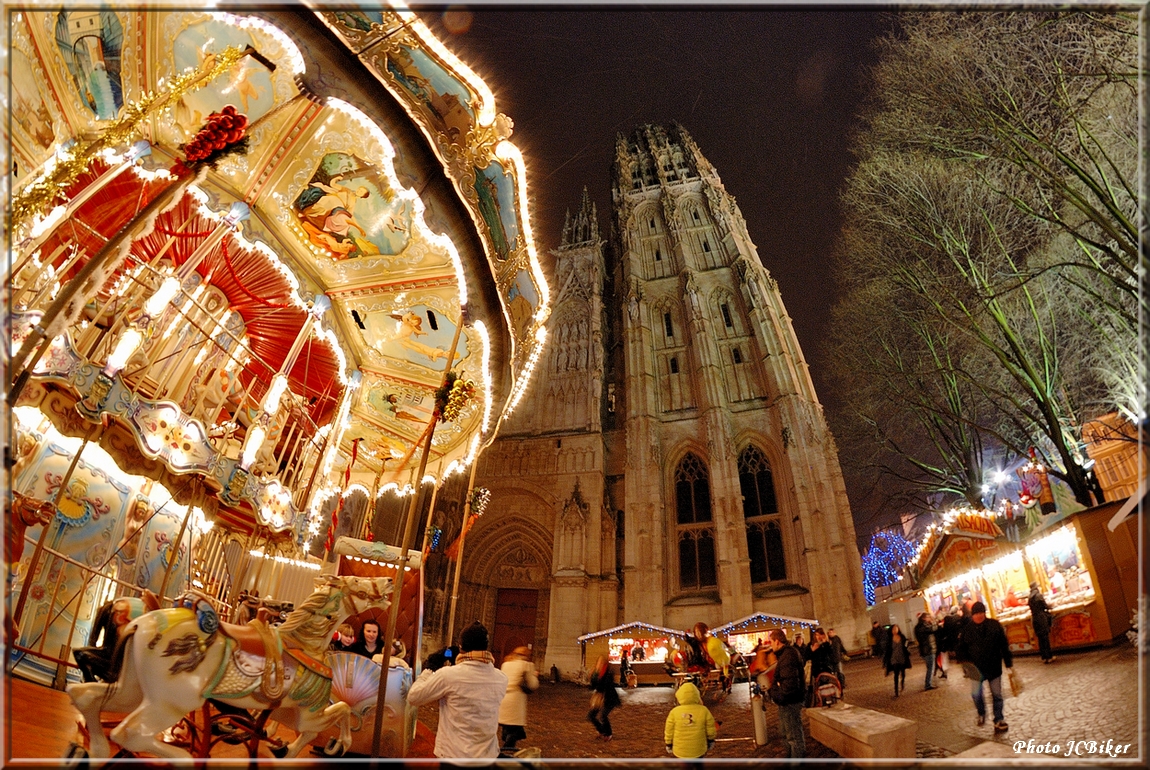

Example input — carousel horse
[231,591,294,626]
[4,491,56,645]
[67,573,392,760]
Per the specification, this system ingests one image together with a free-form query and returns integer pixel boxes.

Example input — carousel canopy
[9,5,549,538]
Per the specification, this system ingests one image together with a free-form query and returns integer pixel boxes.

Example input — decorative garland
[12,46,250,232]
[179,106,250,167]
[433,371,476,422]
[470,487,490,517]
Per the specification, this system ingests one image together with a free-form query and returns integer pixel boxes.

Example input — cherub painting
[356,305,467,370]
[293,153,411,259]
[172,20,274,136]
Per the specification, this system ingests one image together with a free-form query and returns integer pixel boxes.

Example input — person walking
[955,601,1014,733]
[883,624,912,698]
[914,613,939,690]
[869,621,882,658]
[1027,582,1056,664]
[935,610,952,679]
[694,622,732,691]
[497,645,539,753]
[806,628,839,704]
[827,628,849,689]
[588,655,622,741]
[407,622,508,759]
[766,629,806,759]
[663,681,717,758]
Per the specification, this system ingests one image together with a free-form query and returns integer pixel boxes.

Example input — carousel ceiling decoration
[7,6,549,539]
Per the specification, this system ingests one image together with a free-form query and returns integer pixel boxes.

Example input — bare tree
[825,10,1137,530]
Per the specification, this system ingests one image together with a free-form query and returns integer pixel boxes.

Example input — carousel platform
[6,676,84,760]
[3,675,437,761]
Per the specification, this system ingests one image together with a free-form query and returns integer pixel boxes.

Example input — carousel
[5,3,548,760]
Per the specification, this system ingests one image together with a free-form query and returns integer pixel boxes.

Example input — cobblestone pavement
[412,641,1143,762]
[416,677,839,760]
[838,640,1142,759]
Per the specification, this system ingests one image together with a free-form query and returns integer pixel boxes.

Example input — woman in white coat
[498,646,539,752]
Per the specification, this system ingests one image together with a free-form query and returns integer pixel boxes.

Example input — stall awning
[712,612,819,637]
[576,621,689,643]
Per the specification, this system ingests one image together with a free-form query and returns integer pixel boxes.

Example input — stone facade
[453,125,869,674]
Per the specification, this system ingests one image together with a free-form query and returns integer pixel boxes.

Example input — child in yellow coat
[664,682,717,758]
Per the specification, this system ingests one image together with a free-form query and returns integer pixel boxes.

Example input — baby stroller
[810,672,843,707]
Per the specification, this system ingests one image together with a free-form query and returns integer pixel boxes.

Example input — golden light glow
[241,425,266,468]
[106,329,144,373]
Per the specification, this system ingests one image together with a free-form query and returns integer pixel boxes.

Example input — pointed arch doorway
[493,587,539,664]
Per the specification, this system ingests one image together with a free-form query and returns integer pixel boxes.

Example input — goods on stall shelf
[913,502,1135,655]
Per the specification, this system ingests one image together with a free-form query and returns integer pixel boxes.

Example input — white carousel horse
[67,573,391,760]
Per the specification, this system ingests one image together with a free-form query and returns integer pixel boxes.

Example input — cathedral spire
[561,186,599,246]
[561,208,572,247]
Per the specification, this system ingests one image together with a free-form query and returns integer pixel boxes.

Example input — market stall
[576,622,689,685]
[712,612,820,655]
[911,501,1136,654]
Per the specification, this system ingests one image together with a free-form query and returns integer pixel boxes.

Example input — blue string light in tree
[862,529,916,605]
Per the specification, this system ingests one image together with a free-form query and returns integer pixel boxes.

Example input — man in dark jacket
[913,613,938,691]
[1027,582,1056,663]
[767,629,806,758]
[955,601,1013,732]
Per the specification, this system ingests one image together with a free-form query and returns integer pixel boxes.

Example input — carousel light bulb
[145,276,182,317]
[30,205,67,239]
[264,374,290,415]
[105,328,144,374]
[241,425,267,469]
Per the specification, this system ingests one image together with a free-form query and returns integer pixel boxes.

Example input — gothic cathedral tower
[609,123,868,640]
[462,125,869,675]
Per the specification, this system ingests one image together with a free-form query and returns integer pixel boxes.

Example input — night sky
[420,7,893,398]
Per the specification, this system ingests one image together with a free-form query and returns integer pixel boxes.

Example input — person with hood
[498,645,539,752]
[664,681,717,758]
[955,601,1014,733]
[1027,582,1056,664]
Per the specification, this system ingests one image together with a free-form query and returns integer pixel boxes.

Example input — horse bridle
[339,578,388,615]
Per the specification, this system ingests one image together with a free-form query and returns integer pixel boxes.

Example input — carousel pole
[11,422,100,628]
[445,458,480,647]
[363,457,388,541]
[158,482,203,600]
[371,317,464,758]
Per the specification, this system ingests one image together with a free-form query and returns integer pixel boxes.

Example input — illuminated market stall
[4,3,549,757]
[576,622,689,685]
[906,501,1137,654]
[712,612,820,655]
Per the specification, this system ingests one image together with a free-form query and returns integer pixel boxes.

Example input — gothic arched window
[739,445,786,583]
[675,453,717,589]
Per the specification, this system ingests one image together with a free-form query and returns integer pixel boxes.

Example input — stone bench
[807,701,916,758]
